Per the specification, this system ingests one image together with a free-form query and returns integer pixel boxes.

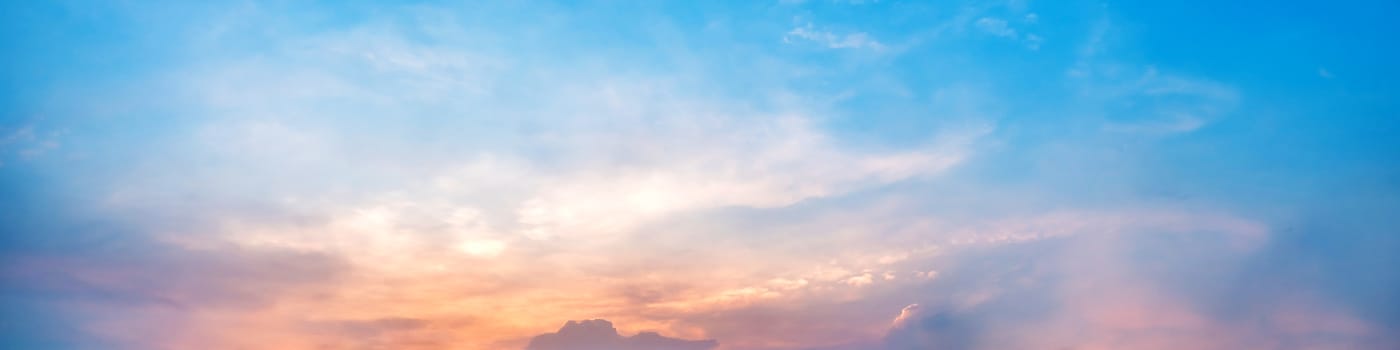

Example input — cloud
[0,123,64,163]
[1070,52,1239,135]
[1023,34,1042,50]
[785,24,884,50]
[8,2,1397,350]
[860,220,1398,350]
[526,319,718,350]
[1062,17,1240,136]
[974,17,1017,38]
[843,273,874,287]
[607,207,1274,349]
[889,304,922,328]
[973,17,1043,50]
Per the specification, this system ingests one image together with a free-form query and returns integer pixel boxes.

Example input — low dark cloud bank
[527,319,717,350]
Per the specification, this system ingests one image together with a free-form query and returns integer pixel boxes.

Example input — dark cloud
[526,319,717,350]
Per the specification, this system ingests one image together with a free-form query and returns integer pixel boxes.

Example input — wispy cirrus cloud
[784,24,884,50]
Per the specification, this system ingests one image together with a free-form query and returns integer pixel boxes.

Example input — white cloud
[890,304,923,328]
[844,273,875,287]
[1102,113,1206,134]
[1070,46,1240,135]
[457,238,507,257]
[514,113,983,240]
[785,24,884,50]
[973,17,1043,50]
[913,270,939,280]
[1024,33,1043,50]
[974,17,1017,38]
[0,124,64,160]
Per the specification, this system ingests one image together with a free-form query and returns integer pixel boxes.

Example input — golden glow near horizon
[135,185,1280,349]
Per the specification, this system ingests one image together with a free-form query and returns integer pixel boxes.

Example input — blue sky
[3,1,1399,349]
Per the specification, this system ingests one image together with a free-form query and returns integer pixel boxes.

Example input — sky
[1,0,1399,349]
